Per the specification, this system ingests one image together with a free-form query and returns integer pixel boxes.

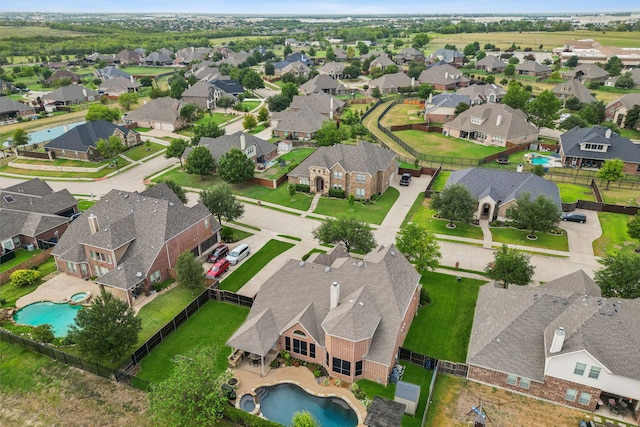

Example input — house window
[355,361,363,376]
[293,330,306,337]
[326,352,329,366]
[204,218,209,228]
[293,339,307,356]
[506,374,517,385]
[565,388,577,402]
[300,178,309,186]
[470,117,482,125]
[519,378,531,389]
[310,343,316,358]
[332,357,351,376]
[492,136,505,144]
[356,173,366,184]
[95,265,110,276]
[588,366,601,379]
[150,270,161,284]
[333,171,343,179]
[574,362,586,376]
[285,336,291,351]
[90,250,111,263]
[476,132,487,140]
[355,188,365,198]
[578,392,592,405]
[333,184,343,190]
[66,262,78,273]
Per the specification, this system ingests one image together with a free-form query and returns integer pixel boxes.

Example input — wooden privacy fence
[0,249,52,285]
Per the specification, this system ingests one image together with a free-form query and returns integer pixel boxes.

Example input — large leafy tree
[594,252,640,299]
[281,82,299,102]
[526,90,561,129]
[117,92,138,111]
[431,184,476,228]
[579,101,606,125]
[315,120,348,146]
[179,103,202,123]
[559,114,589,131]
[604,55,623,76]
[149,345,231,426]
[215,95,236,112]
[267,93,292,112]
[624,105,640,130]
[502,81,531,110]
[485,245,535,288]
[96,135,125,167]
[191,122,224,145]
[148,179,187,204]
[175,250,205,295]
[313,217,377,254]
[185,145,215,179]
[243,113,257,131]
[412,33,430,48]
[241,69,264,90]
[628,213,640,244]
[68,290,142,363]
[86,104,121,122]
[615,72,635,89]
[217,147,254,184]
[165,138,188,166]
[565,55,579,68]
[13,128,30,146]
[199,184,245,225]
[168,74,188,99]
[395,223,441,272]
[596,158,625,190]
[506,193,561,239]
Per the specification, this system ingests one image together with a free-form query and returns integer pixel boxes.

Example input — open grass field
[394,130,505,160]
[0,26,86,39]
[313,187,400,225]
[219,239,295,292]
[362,100,415,159]
[557,182,596,203]
[410,199,485,240]
[379,104,425,127]
[403,271,487,362]
[117,66,180,76]
[136,300,249,383]
[593,212,636,256]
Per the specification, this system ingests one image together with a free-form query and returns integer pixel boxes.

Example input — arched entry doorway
[315,176,324,193]
[481,203,491,219]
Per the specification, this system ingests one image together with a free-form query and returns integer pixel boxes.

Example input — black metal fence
[398,346,468,378]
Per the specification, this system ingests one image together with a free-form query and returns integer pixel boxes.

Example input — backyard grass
[10,157,109,168]
[135,286,197,346]
[196,112,238,127]
[593,212,636,256]
[313,187,400,225]
[233,183,314,211]
[219,239,295,292]
[0,257,57,307]
[123,142,165,161]
[394,130,505,160]
[379,104,425,127]
[600,187,640,206]
[136,301,249,383]
[429,171,450,192]
[0,157,132,179]
[0,248,43,273]
[411,199,485,240]
[556,182,595,203]
[491,227,569,252]
[77,200,95,211]
[118,66,180,76]
[620,128,640,140]
[403,271,486,362]
[254,147,314,180]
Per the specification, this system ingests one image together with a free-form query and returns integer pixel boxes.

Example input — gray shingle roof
[444,103,538,140]
[426,92,470,109]
[299,74,343,94]
[430,49,464,63]
[319,61,346,75]
[96,66,131,80]
[476,55,507,69]
[290,92,345,116]
[183,131,276,162]
[515,60,551,74]
[564,64,609,80]
[99,77,141,95]
[368,73,414,91]
[0,210,70,242]
[124,97,184,124]
[0,97,35,115]
[289,141,397,178]
[226,244,420,364]
[605,93,640,111]
[560,126,640,163]
[44,85,99,103]
[456,83,506,102]
[552,80,597,104]
[418,64,469,87]
[272,109,327,134]
[364,396,406,427]
[142,51,173,64]
[45,120,137,153]
[446,167,561,209]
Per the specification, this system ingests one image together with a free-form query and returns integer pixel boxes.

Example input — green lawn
[411,200,485,240]
[394,130,506,160]
[403,271,486,362]
[136,301,249,383]
[233,183,314,211]
[620,128,640,140]
[600,187,640,206]
[123,142,165,161]
[247,124,267,134]
[0,341,60,393]
[491,226,569,251]
[379,104,425,127]
[151,167,224,189]
[222,225,253,242]
[254,148,314,180]
[77,200,95,211]
[135,286,197,346]
[220,239,295,292]
[240,100,261,111]
[196,112,238,127]
[593,212,636,256]
[313,187,400,225]
[10,157,109,168]
[556,183,595,203]
[0,157,132,179]
[0,257,57,307]
[119,66,181,76]
[429,171,450,192]
[0,248,43,273]
[134,127,152,132]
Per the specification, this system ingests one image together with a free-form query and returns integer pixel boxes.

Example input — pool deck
[233,365,368,426]
[16,273,101,309]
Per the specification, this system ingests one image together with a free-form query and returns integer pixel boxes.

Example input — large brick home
[467,271,640,423]
[1,179,77,253]
[288,141,397,200]
[418,64,470,91]
[123,97,186,131]
[182,131,277,167]
[605,93,640,128]
[51,184,220,305]
[227,244,421,384]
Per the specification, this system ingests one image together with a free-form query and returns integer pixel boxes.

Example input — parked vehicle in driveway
[562,212,587,223]
[205,259,230,278]
[207,244,229,263]
[400,173,412,186]
[226,243,250,265]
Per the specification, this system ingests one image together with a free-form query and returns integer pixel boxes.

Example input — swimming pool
[13,301,83,337]
[25,121,85,146]
[528,153,560,168]
[256,383,357,427]
[70,292,88,302]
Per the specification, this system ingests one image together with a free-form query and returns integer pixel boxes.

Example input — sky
[2,1,636,15]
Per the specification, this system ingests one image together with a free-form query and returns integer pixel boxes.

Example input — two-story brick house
[287,142,397,200]
[51,184,221,305]
[227,244,421,384]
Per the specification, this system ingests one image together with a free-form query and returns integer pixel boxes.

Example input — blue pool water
[258,383,358,427]
[531,156,553,166]
[14,301,83,337]
[70,292,88,302]
[27,121,85,145]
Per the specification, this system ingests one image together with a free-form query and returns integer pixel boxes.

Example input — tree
[13,128,30,146]
[564,96,582,111]
[594,252,640,299]
[408,62,426,79]
[565,55,579,68]
[117,92,138,111]
[627,213,640,246]
[502,81,530,110]
[313,217,377,254]
[284,44,293,56]
[506,193,561,239]
[32,324,55,343]
[185,145,215,179]
[615,72,635,89]
[150,179,187,204]
[431,184,476,228]
[624,105,640,130]
[532,164,546,177]
[96,135,125,168]
[165,138,188,167]
[371,86,382,99]
[412,33,429,48]
[281,82,299,102]
[526,90,561,129]
[326,48,336,61]
[315,120,348,146]
[596,158,625,190]
[485,245,535,288]
[559,114,589,131]
[342,65,361,79]
[504,64,516,76]
[199,184,245,225]
[454,102,470,115]
[264,61,275,76]
[217,147,255,184]
[257,106,269,123]
[476,51,487,61]
[168,74,188,99]
[417,83,433,99]
[10,269,39,287]
[68,290,141,363]
[241,69,264,90]
[267,93,291,112]
[243,113,257,131]
[191,122,224,145]
[175,250,205,295]
[215,95,236,112]
[604,55,623,76]
[140,76,153,87]
[578,101,605,125]
[86,104,120,122]
[149,345,231,427]
[180,103,202,124]
[356,42,369,55]
[463,43,479,57]
[395,223,441,272]
[291,411,320,427]
[384,64,399,74]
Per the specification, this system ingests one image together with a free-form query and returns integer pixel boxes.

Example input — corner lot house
[443,103,539,147]
[605,93,640,127]
[227,244,421,384]
[52,184,221,305]
[475,55,507,73]
[182,131,277,166]
[1,179,77,252]
[43,85,100,106]
[123,97,186,131]
[467,271,640,423]
[288,141,396,200]
[559,126,640,174]
[423,93,471,123]
[445,168,561,221]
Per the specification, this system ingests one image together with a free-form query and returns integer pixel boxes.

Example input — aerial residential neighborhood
[1,6,640,427]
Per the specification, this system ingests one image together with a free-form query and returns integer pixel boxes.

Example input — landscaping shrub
[220,227,236,243]
[328,188,346,198]
[420,287,431,305]
[295,184,310,193]
[10,269,39,288]
[31,324,55,343]
[222,405,281,427]
[287,161,299,172]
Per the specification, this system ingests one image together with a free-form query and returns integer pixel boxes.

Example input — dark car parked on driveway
[400,173,412,186]
[207,244,229,263]
[562,212,587,223]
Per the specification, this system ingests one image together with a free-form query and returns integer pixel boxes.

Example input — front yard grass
[77,200,95,211]
[403,271,486,362]
[491,227,569,252]
[123,142,165,161]
[136,300,249,383]
[135,286,197,346]
[313,187,400,225]
[410,199,485,240]
[233,183,314,211]
[219,239,295,292]
[0,257,57,307]
[556,182,595,203]
[151,167,224,189]
[593,212,636,256]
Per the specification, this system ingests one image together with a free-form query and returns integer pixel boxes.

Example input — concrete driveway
[559,208,602,261]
